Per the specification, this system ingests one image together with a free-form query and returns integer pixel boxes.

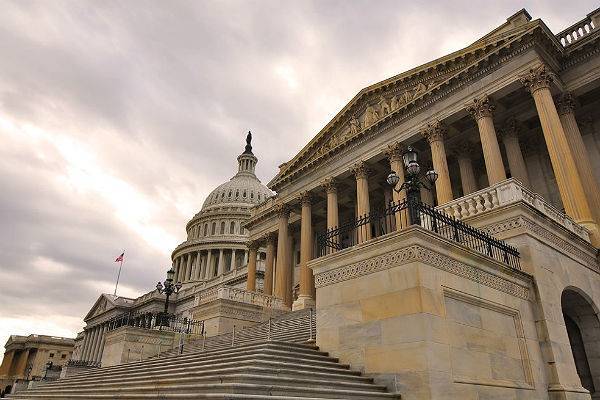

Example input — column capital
[519,64,556,94]
[298,191,313,206]
[246,240,260,251]
[274,203,290,218]
[384,141,405,163]
[466,95,495,120]
[321,177,338,193]
[450,139,478,159]
[261,231,277,245]
[499,117,521,141]
[420,120,447,144]
[555,92,576,116]
[352,161,370,180]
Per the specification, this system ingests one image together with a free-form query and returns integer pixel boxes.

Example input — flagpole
[114,252,124,296]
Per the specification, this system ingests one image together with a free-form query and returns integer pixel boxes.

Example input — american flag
[115,252,124,262]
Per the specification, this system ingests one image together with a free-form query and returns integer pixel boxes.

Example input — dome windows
[230,221,236,234]
[220,221,226,235]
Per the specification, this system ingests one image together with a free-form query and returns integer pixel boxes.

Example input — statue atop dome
[244,131,253,154]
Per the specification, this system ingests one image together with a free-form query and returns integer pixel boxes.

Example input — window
[211,222,216,235]
[49,353,54,358]
[243,190,247,197]
[230,221,236,234]
[220,221,225,234]
[204,224,208,236]
[61,354,66,359]
[250,191,254,199]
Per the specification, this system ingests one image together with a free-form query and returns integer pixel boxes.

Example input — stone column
[82,329,94,361]
[352,161,371,243]
[204,250,213,279]
[0,350,15,376]
[217,249,224,276]
[185,253,193,281]
[92,326,103,362]
[97,324,107,363]
[195,251,202,279]
[274,205,291,307]
[293,192,315,310]
[172,259,179,284]
[14,349,29,378]
[556,92,600,226]
[176,257,184,283]
[230,249,236,272]
[520,64,600,247]
[385,142,407,229]
[322,178,339,253]
[452,141,478,195]
[263,233,276,296]
[246,242,258,292]
[421,120,453,204]
[466,95,507,185]
[86,327,97,362]
[500,118,530,187]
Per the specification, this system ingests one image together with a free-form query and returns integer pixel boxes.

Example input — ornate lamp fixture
[156,269,182,325]
[386,146,438,223]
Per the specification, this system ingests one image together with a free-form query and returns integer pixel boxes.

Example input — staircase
[162,308,316,357]
[8,341,400,399]
[8,309,401,399]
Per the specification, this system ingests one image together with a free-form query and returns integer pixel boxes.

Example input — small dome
[201,131,272,211]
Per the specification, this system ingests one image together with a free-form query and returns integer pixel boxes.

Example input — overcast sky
[0,0,595,350]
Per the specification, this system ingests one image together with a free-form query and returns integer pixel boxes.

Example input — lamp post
[386,146,438,225]
[155,269,182,326]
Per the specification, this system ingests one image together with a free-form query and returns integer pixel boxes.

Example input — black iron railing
[316,199,520,269]
[66,359,100,368]
[105,311,204,335]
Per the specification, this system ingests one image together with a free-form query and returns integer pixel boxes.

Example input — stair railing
[309,308,314,341]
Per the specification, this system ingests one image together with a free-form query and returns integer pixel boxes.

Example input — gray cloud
[0,0,596,345]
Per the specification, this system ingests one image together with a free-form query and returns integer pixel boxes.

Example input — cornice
[270,25,554,193]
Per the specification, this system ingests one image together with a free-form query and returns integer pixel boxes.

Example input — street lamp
[386,146,438,224]
[156,269,182,326]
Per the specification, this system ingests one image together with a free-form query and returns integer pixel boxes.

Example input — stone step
[11,382,397,399]
[21,373,386,394]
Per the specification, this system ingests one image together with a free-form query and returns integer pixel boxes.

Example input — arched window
[236,190,239,197]
[243,190,247,197]
[230,221,236,234]
[220,221,226,234]
[204,224,208,236]
[211,222,216,235]
[250,191,254,199]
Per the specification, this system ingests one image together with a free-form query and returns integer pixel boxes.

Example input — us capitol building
[10,7,600,400]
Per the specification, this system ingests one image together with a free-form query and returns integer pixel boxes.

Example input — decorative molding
[480,216,599,271]
[465,95,495,120]
[314,244,531,300]
[499,117,521,141]
[322,177,338,194]
[299,191,313,206]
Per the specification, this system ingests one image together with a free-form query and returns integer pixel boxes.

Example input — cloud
[0,0,596,350]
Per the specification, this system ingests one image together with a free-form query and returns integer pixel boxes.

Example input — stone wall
[100,327,175,368]
[311,226,549,400]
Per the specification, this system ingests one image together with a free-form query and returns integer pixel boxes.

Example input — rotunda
[171,132,272,287]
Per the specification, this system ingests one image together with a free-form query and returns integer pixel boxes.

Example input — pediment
[84,294,117,321]
[269,12,544,190]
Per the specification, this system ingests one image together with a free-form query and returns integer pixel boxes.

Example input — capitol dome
[170,132,272,287]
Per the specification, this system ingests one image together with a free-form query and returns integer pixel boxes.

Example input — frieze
[314,245,531,300]
[271,26,549,191]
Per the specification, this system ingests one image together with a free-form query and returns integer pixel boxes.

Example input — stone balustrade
[195,286,285,309]
[436,178,590,242]
[557,11,598,47]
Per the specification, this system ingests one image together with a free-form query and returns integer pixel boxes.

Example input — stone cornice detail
[466,95,495,120]
[314,244,530,300]
[499,117,520,140]
[420,120,448,144]
[480,215,598,272]
[268,23,564,192]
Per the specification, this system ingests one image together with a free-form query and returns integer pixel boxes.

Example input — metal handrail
[105,311,204,335]
[316,199,520,269]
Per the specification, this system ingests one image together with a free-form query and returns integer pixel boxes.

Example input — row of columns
[244,64,600,308]
[78,322,107,363]
[0,349,29,378]
[416,64,599,246]
[173,248,251,283]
